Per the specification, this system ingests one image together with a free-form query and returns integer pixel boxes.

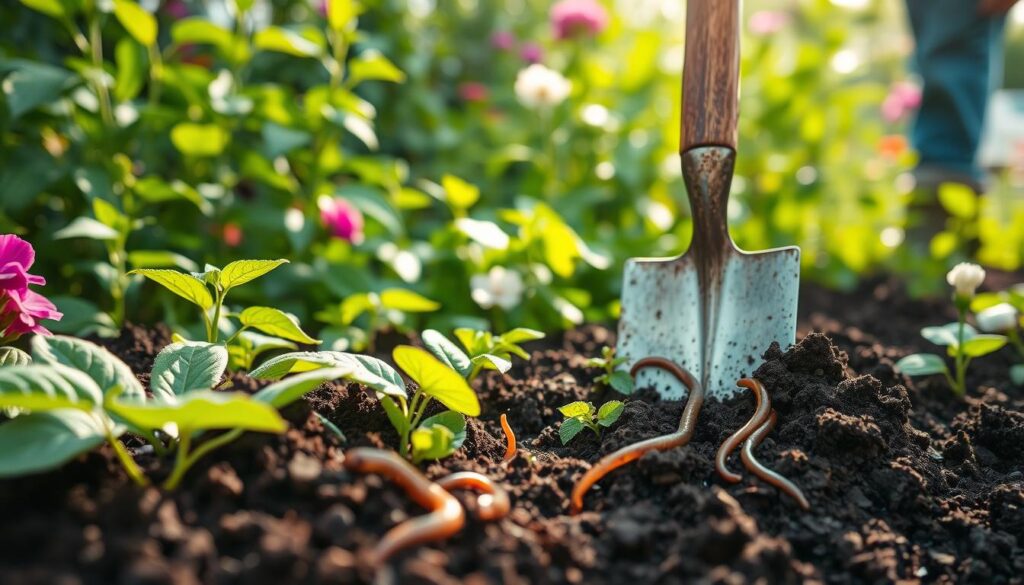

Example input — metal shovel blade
[617,147,800,400]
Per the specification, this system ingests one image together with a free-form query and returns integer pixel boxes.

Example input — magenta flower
[520,42,544,64]
[551,0,609,40]
[491,31,516,51]
[319,196,365,244]
[748,10,791,36]
[0,234,61,339]
[881,82,922,123]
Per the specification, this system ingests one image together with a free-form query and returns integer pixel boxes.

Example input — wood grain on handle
[681,0,740,152]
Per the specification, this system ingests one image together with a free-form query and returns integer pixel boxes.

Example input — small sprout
[315,288,440,352]
[558,400,624,445]
[420,327,543,381]
[585,346,634,394]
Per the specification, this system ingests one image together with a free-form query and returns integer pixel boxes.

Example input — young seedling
[131,259,319,368]
[315,288,440,352]
[896,263,1007,395]
[558,400,624,445]
[972,285,1024,384]
[249,343,480,462]
[585,346,634,394]
[421,327,544,381]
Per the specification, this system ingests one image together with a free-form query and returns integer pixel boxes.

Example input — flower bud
[946,262,986,298]
[976,302,1019,333]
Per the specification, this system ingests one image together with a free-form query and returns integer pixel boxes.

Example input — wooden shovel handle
[681,0,740,152]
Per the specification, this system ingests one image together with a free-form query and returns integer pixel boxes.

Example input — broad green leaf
[454,328,488,356]
[19,0,65,18]
[420,411,467,449]
[253,367,352,409]
[0,60,75,119]
[93,198,128,232]
[128,250,199,271]
[921,323,975,348]
[338,293,375,325]
[31,335,145,399]
[170,123,230,157]
[0,410,107,477]
[0,347,31,367]
[326,0,359,31]
[220,259,288,290]
[421,330,471,378]
[114,38,146,102]
[110,391,286,433]
[249,351,338,379]
[393,346,479,416]
[499,328,545,345]
[379,289,440,313]
[441,174,479,210]
[938,183,977,219]
[411,422,455,463]
[0,364,103,411]
[150,342,228,399]
[471,353,512,374]
[249,351,406,397]
[348,50,405,85]
[237,330,297,358]
[494,342,529,360]
[558,401,593,419]
[895,353,949,376]
[46,297,117,337]
[254,26,322,58]
[53,217,119,241]
[131,269,213,310]
[960,335,1007,358]
[559,417,586,445]
[607,371,635,395]
[597,400,625,427]
[239,307,320,344]
[113,0,157,46]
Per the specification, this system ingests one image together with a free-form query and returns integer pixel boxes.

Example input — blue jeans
[905,0,1006,183]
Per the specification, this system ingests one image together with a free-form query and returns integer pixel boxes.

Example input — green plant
[896,263,1007,395]
[447,327,545,380]
[971,284,1024,385]
[0,335,348,488]
[585,346,634,394]
[558,400,624,445]
[315,288,440,352]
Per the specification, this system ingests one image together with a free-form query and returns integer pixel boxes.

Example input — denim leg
[905,0,1006,182]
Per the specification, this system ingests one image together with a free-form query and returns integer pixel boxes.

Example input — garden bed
[1,278,1022,585]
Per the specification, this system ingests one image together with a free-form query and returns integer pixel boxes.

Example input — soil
[1,278,1023,585]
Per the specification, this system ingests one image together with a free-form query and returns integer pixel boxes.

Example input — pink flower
[520,42,544,64]
[491,31,516,51]
[881,82,922,123]
[319,196,365,244]
[551,0,609,40]
[163,0,189,19]
[0,234,44,291]
[748,10,790,36]
[2,289,62,337]
[0,234,61,339]
[458,82,489,102]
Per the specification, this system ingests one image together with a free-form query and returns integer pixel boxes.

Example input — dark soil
[1,278,1023,584]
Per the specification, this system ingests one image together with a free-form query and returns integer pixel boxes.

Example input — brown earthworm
[500,413,517,461]
[715,378,772,483]
[569,357,704,514]
[343,448,465,564]
[740,410,811,510]
[436,471,511,521]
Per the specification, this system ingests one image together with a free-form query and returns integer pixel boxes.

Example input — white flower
[514,64,572,109]
[976,303,1019,333]
[946,262,986,297]
[471,267,525,310]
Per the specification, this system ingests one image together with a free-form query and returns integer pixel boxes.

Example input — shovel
[617,0,800,400]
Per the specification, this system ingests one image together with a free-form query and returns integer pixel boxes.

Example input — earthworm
[715,378,772,483]
[500,413,517,460]
[343,448,465,564]
[436,471,511,521]
[569,357,704,514]
[740,410,811,510]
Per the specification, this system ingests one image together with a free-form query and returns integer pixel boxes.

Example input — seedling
[420,327,544,381]
[315,288,440,352]
[896,263,1007,395]
[249,343,480,462]
[971,283,1024,385]
[585,346,634,394]
[131,259,319,368]
[558,400,624,445]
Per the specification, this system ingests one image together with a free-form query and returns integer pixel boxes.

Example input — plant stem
[954,306,967,395]
[210,289,224,343]
[162,429,244,491]
[87,14,115,128]
[103,423,148,486]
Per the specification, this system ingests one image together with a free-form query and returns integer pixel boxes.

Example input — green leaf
[454,328,488,355]
[113,0,157,45]
[597,401,625,427]
[220,259,288,290]
[471,353,512,374]
[239,307,320,344]
[607,371,635,395]
[127,250,199,271]
[170,18,249,63]
[326,0,360,31]
[0,364,103,411]
[149,342,228,399]
[379,395,408,437]
[237,330,297,359]
[938,183,977,219]
[559,417,586,445]
[315,412,346,442]
[46,297,117,337]
[421,330,472,378]
[110,391,287,433]
[0,60,75,119]
[0,347,31,367]
[254,26,322,58]
[337,293,374,326]
[420,411,466,449]
[895,353,949,376]
[348,50,405,85]
[499,328,545,345]
[960,335,1008,358]
[253,367,352,409]
[19,0,66,18]
[441,174,479,210]
[379,289,440,313]
[1010,364,1024,386]
[114,38,146,102]
[53,217,119,241]
[411,422,455,463]
[170,123,230,157]
[921,323,975,348]
[131,269,213,310]
[558,401,593,419]
[393,346,479,416]
[0,410,107,478]
[971,292,1005,313]
[31,335,145,400]
[249,351,406,397]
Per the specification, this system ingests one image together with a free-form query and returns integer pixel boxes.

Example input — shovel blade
[618,247,799,399]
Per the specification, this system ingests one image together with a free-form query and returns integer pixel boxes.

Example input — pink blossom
[551,0,609,40]
[0,234,60,339]
[881,82,922,123]
[520,42,544,64]
[163,0,189,19]
[458,82,489,102]
[0,234,44,291]
[748,10,791,36]
[319,196,365,244]
[491,31,516,51]
[2,289,62,337]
